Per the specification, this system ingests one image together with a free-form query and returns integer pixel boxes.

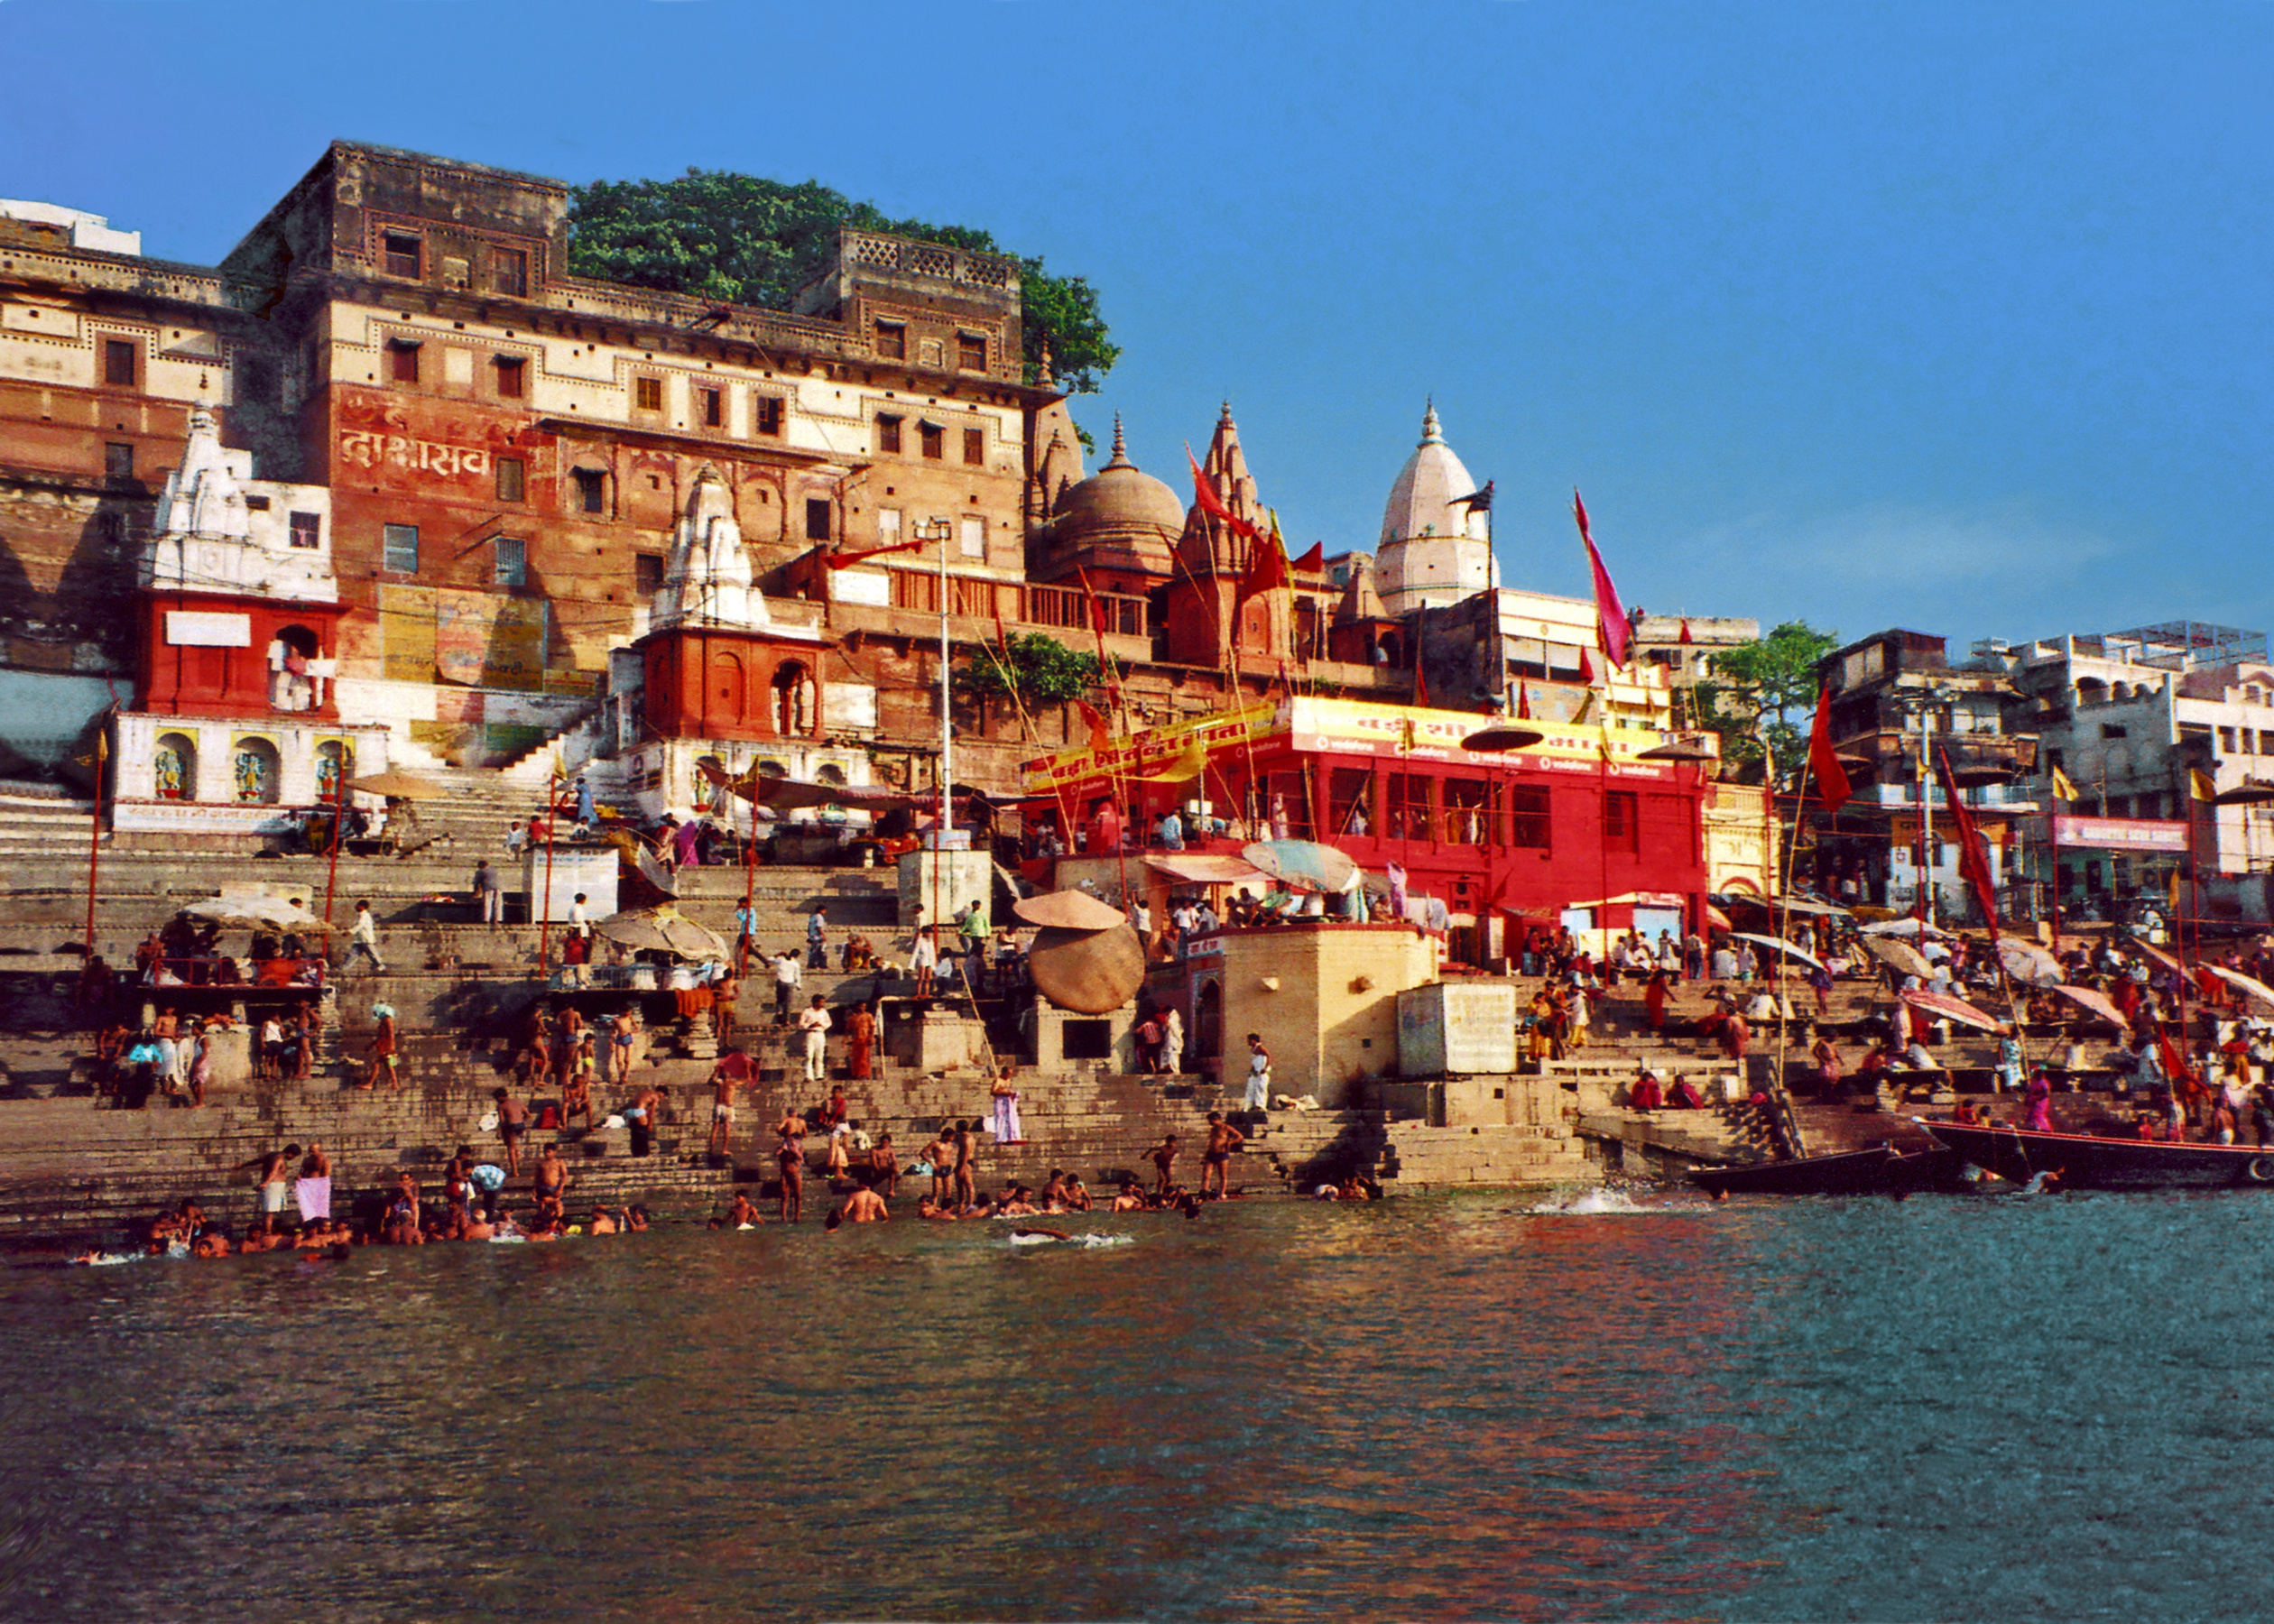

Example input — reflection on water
[5,1193,2273,1620]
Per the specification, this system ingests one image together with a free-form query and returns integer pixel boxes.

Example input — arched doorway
[772,661,815,735]
[273,624,321,712]
[708,651,746,726]
[1194,978,1223,1066]
[232,736,282,804]
[154,733,197,801]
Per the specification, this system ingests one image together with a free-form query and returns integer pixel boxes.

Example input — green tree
[566,170,1120,392]
[957,632,1107,711]
[1694,621,1839,788]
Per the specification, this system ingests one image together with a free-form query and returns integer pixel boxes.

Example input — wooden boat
[1687,1144,1950,1197]
[1925,1121,2274,1190]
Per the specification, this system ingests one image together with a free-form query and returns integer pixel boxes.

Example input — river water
[5,1188,2271,1622]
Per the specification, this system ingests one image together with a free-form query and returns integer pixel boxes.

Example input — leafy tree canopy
[1694,621,1839,788]
[958,632,1107,710]
[567,170,1120,393]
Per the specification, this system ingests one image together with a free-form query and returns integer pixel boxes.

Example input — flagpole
[323,749,347,927]
[84,722,109,958]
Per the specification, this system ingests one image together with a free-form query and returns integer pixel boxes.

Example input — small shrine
[113,407,388,835]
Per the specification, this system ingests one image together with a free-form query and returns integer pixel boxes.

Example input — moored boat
[1925,1121,2274,1191]
[1688,1144,1951,1197]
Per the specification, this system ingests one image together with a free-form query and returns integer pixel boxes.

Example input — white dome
[1378,403,1487,549]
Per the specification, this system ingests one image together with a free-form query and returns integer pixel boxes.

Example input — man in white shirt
[796,995,832,1083]
[349,900,386,973]
[773,948,801,1022]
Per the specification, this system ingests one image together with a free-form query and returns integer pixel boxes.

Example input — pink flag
[1573,489,1631,669]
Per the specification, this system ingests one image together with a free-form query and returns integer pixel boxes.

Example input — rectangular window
[288,511,321,549]
[1328,768,1375,838]
[1604,790,1639,853]
[1506,785,1551,849]
[383,522,420,574]
[919,422,944,460]
[633,553,664,595]
[877,507,902,546]
[874,320,906,360]
[383,233,422,278]
[103,441,134,481]
[388,342,420,383]
[103,339,137,387]
[806,499,832,542]
[489,246,528,297]
[573,469,606,515]
[633,375,663,412]
[494,537,526,588]
[962,427,984,466]
[876,414,902,454]
[1386,773,1431,842]
[699,386,723,428]
[753,395,784,437]
[495,456,526,503]
[957,332,987,372]
[1443,778,1490,845]
[2220,726,2238,753]
[959,515,986,558]
[495,356,526,398]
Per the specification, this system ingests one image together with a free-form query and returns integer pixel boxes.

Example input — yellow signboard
[1021,701,1277,794]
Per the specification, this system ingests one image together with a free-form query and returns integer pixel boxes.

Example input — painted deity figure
[155,745,187,801]
[235,748,270,804]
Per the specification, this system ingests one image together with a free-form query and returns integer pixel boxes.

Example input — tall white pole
[938,521,952,835]
[1919,704,1937,927]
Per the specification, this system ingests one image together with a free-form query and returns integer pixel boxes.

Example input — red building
[1021,696,1712,964]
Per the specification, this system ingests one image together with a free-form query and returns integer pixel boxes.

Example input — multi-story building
[2001,623,2274,922]
[1813,629,2038,921]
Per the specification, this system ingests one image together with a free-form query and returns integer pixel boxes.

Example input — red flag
[1236,528,1290,606]
[1579,648,1595,684]
[1808,683,1852,810]
[1573,489,1631,669]
[1934,745,2001,946]
[1186,446,1232,523]
[1413,614,1428,706]
[1290,541,1325,574]
[1517,682,1531,721]
[1076,568,1112,636]
[1678,618,1694,645]
[1074,698,1109,750]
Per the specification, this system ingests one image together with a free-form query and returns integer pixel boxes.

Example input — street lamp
[1885,686,1956,926]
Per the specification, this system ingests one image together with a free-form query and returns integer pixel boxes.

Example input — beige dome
[1054,419,1187,535]
[1379,402,1488,549]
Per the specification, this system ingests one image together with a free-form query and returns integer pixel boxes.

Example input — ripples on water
[5,1191,2272,1621]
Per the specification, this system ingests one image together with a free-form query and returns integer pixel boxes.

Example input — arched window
[232,736,282,804]
[756,760,789,780]
[315,740,354,805]
[772,661,816,735]
[272,624,323,713]
[154,733,197,801]
[814,762,846,786]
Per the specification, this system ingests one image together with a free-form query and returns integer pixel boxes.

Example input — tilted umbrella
[182,888,333,933]
[1241,839,1357,895]
[1460,724,1547,753]
[1900,988,2007,1034]
[347,770,445,800]
[1730,931,1829,973]
[2203,964,2274,1010]
[2050,983,2127,1028]
[1860,936,1937,980]
[593,905,726,961]
[1997,939,2064,988]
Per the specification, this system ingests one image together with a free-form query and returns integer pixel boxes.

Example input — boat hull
[1688,1146,1950,1197]
[1926,1122,2274,1190]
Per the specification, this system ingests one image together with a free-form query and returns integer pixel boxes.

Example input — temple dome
[1054,419,1187,536]
[1378,402,1487,549]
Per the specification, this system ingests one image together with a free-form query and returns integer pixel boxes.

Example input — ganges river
[5,1187,2274,1622]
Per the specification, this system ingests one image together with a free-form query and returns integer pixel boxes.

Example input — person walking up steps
[348,900,387,973]
[1244,1032,1271,1112]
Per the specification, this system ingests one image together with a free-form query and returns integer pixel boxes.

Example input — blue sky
[5,2,2267,653]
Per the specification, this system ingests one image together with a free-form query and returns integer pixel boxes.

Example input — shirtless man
[921,1124,957,1208]
[839,1186,890,1223]
[1148,1134,1180,1195]
[1110,1178,1148,1213]
[952,1119,978,1211]
[1200,1112,1245,1198]
[494,1087,529,1176]
[707,1045,754,1157]
[775,1108,809,1222]
[712,967,740,1047]
[532,1144,568,1223]
[726,1191,763,1227]
[608,1009,640,1083]
[867,1132,899,1198]
[627,1083,664,1158]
